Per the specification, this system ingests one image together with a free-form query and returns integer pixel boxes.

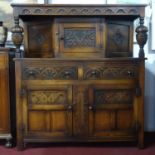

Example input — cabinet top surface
[11,4,147,7]
[11,3,146,17]
[14,57,146,62]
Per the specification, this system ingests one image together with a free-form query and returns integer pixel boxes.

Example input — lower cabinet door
[88,84,137,140]
[22,84,73,138]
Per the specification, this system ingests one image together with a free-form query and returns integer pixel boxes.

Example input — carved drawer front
[22,85,73,137]
[83,62,139,80]
[22,65,78,80]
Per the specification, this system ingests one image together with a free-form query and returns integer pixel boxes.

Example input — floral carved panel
[94,89,133,105]
[29,90,67,105]
[64,28,96,48]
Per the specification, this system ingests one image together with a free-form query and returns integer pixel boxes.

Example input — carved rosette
[135,17,148,58]
[11,16,24,58]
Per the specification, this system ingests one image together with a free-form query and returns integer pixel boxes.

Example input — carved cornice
[11,4,146,17]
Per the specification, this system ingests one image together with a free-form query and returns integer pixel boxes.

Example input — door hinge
[19,123,25,133]
[20,88,26,97]
[133,122,141,132]
[99,24,103,32]
[135,85,141,97]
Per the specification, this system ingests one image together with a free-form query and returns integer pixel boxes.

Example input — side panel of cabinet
[88,84,137,140]
[0,52,10,133]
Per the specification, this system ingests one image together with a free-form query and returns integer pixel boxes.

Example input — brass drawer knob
[64,71,71,79]
[88,105,93,110]
[68,105,73,111]
[91,70,97,75]
[127,70,134,77]
[28,70,35,75]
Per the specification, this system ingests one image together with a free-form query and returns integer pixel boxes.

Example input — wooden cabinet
[14,58,144,149]
[11,4,148,150]
[0,48,12,147]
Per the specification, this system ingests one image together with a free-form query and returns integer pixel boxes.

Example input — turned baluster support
[11,16,23,58]
[135,17,148,58]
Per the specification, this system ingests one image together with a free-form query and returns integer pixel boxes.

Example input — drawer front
[23,66,78,80]
[21,60,139,80]
[83,63,139,80]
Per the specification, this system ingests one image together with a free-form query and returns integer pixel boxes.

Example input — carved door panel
[88,84,137,138]
[22,85,73,138]
[105,20,133,57]
[54,18,105,58]
[25,21,53,58]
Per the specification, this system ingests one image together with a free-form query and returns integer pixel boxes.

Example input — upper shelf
[11,4,146,17]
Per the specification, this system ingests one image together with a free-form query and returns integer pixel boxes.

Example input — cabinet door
[0,52,10,133]
[22,84,73,138]
[54,18,105,58]
[105,20,133,57]
[24,21,53,58]
[88,84,137,139]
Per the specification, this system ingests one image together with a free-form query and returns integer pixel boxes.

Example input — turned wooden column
[11,16,23,58]
[136,17,148,58]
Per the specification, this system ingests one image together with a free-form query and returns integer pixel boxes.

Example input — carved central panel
[64,28,96,48]
[29,90,67,105]
[94,89,133,104]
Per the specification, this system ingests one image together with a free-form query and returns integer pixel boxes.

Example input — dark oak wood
[11,4,147,150]
[0,48,12,147]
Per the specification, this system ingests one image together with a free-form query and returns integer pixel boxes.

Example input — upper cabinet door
[105,20,133,57]
[24,21,53,58]
[53,18,105,58]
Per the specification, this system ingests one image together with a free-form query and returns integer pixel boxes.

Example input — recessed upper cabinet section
[11,4,147,58]
[24,16,133,58]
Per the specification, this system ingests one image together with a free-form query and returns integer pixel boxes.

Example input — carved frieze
[29,90,66,105]
[23,66,78,80]
[94,89,133,104]
[12,5,144,16]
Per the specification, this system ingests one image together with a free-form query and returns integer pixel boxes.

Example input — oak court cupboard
[10,3,148,150]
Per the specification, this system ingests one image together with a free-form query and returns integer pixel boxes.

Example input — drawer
[23,66,78,80]
[83,63,139,80]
